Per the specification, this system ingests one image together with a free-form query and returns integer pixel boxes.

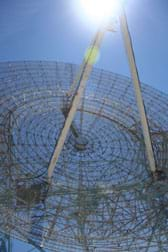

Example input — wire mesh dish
[0,61,167,251]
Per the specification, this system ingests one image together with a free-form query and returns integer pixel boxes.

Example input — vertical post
[0,233,12,252]
[7,234,12,252]
[119,5,156,173]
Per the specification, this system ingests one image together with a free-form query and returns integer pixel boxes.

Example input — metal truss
[0,61,167,251]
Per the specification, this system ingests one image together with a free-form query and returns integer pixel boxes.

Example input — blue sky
[0,0,168,93]
[0,0,168,251]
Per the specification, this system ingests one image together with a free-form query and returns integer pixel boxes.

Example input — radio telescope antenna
[0,1,167,252]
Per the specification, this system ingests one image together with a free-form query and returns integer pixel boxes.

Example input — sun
[80,0,121,24]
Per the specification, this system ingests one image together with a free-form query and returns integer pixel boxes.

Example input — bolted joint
[153,169,167,182]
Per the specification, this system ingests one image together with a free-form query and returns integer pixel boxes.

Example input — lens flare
[84,46,100,65]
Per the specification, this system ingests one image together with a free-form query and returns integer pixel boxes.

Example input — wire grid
[0,61,167,251]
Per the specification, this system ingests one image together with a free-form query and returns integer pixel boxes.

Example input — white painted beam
[119,6,156,173]
[48,29,106,181]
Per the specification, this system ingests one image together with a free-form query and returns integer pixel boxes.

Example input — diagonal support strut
[48,29,106,182]
[119,5,157,173]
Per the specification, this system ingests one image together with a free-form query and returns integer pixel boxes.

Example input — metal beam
[119,6,157,173]
[48,29,106,181]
